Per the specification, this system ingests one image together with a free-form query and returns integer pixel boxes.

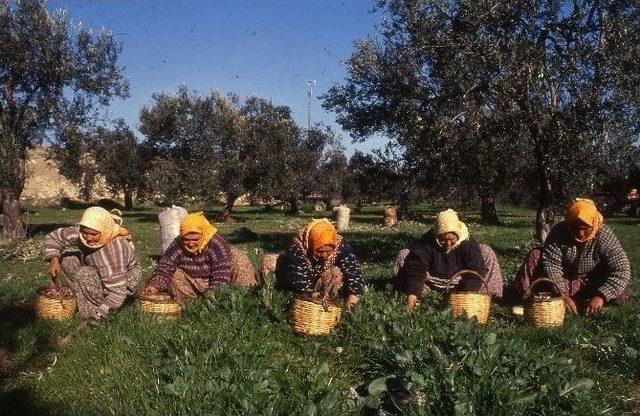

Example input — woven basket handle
[524,277,563,300]
[444,269,487,293]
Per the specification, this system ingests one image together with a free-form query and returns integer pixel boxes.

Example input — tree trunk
[397,190,410,220]
[480,195,500,225]
[287,197,300,216]
[218,195,238,222]
[124,189,133,210]
[1,188,26,241]
[536,204,554,244]
[528,120,555,243]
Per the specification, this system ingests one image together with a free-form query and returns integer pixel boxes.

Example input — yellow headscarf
[78,206,130,249]
[179,212,218,254]
[433,209,470,251]
[297,219,338,255]
[565,198,603,243]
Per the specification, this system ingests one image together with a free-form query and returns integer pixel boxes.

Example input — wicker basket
[35,286,77,320]
[139,293,182,318]
[524,278,566,328]
[446,270,491,324]
[290,297,342,335]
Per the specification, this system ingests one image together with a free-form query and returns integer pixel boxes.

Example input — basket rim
[293,296,341,308]
[37,285,75,300]
[138,293,176,302]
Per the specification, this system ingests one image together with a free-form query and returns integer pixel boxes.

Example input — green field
[1,204,639,415]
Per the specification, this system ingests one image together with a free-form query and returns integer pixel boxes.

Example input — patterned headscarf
[297,219,339,256]
[565,198,603,243]
[78,206,130,249]
[179,212,218,254]
[433,209,470,252]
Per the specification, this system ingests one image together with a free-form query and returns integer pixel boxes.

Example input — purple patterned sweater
[148,234,233,292]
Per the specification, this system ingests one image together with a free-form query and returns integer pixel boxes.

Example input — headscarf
[297,219,338,256]
[433,209,470,252]
[78,206,130,249]
[179,212,218,254]
[565,198,603,243]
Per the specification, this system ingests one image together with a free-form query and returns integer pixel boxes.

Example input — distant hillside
[22,147,114,206]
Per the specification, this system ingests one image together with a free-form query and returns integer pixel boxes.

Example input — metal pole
[306,79,315,133]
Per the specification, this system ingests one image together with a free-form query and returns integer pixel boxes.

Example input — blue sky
[46,0,389,155]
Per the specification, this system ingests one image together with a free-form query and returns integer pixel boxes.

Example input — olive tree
[0,0,128,240]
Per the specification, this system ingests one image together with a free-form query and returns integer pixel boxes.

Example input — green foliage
[153,289,362,415]
[324,0,640,237]
[1,205,638,415]
[0,0,128,239]
[340,293,594,415]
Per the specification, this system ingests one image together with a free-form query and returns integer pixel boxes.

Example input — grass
[0,204,639,415]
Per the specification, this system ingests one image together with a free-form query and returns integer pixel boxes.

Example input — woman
[266,218,365,311]
[43,206,143,319]
[512,198,631,314]
[394,209,503,310]
[144,212,255,299]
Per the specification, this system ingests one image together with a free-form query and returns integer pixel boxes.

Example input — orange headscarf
[78,206,130,249]
[179,212,218,254]
[297,219,338,255]
[565,198,603,243]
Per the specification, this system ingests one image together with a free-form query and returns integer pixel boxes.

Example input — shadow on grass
[59,198,124,211]
[0,386,72,416]
[24,223,72,238]
[0,304,57,388]
[121,212,158,223]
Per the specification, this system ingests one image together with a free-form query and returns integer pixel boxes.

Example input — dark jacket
[397,231,486,296]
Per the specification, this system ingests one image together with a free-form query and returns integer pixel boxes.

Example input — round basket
[524,278,565,328]
[290,297,342,335]
[35,286,77,320]
[446,270,491,324]
[139,293,182,318]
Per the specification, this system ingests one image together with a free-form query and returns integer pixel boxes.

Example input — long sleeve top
[397,231,486,296]
[286,238,365,296]
[43,226,139,315]
[147,234,233,293]
[541,223,630,301]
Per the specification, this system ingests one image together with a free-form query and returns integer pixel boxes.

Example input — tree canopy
[324,0,640,239]
[0,0,128,240]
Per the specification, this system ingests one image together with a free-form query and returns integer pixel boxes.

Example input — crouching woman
[394,209,504,310]
[511,198,631,314]
[143,212,255,299]
[44,207,143,319]
[282,219,365,311]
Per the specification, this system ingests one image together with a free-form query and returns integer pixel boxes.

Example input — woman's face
[182,232,202,252]
[313,244,335,261]
[437,232,458,249]
[80,226,102,246]
[570,219,593,241]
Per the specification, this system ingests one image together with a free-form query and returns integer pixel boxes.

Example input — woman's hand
[345,294,359,312]
[586,295,605,315]
[405,294,418,311]
[563,295,578,314]
[48,257,61,280]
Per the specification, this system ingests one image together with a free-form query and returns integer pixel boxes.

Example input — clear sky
[46,0,389,155]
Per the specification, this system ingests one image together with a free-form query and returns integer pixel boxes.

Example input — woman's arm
[461,238,487,277]
[335,241,365,296]
[597,227,631,302]
[147,241,182,292]
[43,226,80,260]
[205,235,233,290]
[287,243,315,295]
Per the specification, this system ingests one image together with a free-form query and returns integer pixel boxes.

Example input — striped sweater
[542,223,631,301]
[148,234,233,293]
[43,226,139,315]
[286,238,365,296]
